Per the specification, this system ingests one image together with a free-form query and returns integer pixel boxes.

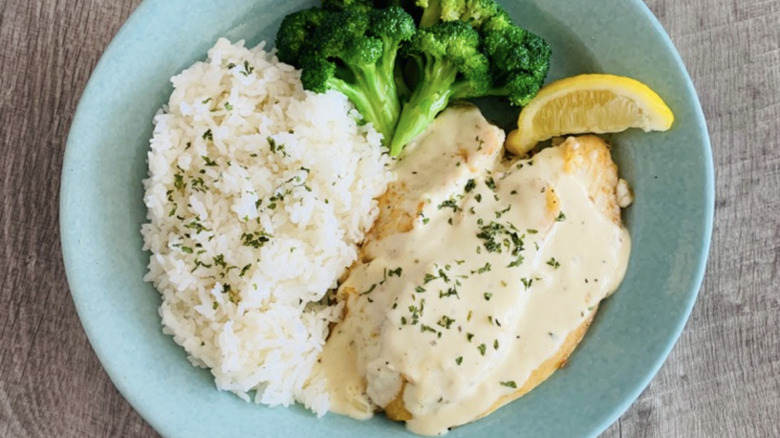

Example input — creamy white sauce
[314,107,631,435]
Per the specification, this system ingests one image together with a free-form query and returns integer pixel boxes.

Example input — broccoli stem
[329,66,402,143]
[389,60,459,156]
[418,0,442,28]
[450,80,484,100]
[394,62,412,101]
[381,39,411,102]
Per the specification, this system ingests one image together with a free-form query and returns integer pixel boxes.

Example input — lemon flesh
[506,74,674,155]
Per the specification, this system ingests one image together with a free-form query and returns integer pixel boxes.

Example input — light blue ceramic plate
[61,1,713,437]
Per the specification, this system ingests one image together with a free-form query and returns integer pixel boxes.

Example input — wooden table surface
[1,0,778,437]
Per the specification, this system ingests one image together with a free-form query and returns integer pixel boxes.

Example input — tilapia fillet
[317,106,631,435]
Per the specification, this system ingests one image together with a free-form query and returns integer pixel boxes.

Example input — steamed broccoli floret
[276,6,416,143]
[481,14,551,105]
[418,0,507,28]
[386,0,550,154]
[276,8,330,65]
[389,21,490,155]
[440,0,507,27]
[277,0,551,156]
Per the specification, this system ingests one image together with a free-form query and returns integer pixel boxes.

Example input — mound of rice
[141,38,392,415]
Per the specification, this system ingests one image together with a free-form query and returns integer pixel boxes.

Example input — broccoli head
[481,14,551,105]
[275,8,330,66]
[276,6,416,144]
[415,0,508,28]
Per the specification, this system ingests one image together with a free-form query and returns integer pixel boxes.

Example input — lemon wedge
[505,74,674,155]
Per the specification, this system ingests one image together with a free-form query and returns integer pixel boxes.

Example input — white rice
[141,38,392,415]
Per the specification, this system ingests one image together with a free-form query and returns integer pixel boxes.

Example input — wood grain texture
[0,0,777,437]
